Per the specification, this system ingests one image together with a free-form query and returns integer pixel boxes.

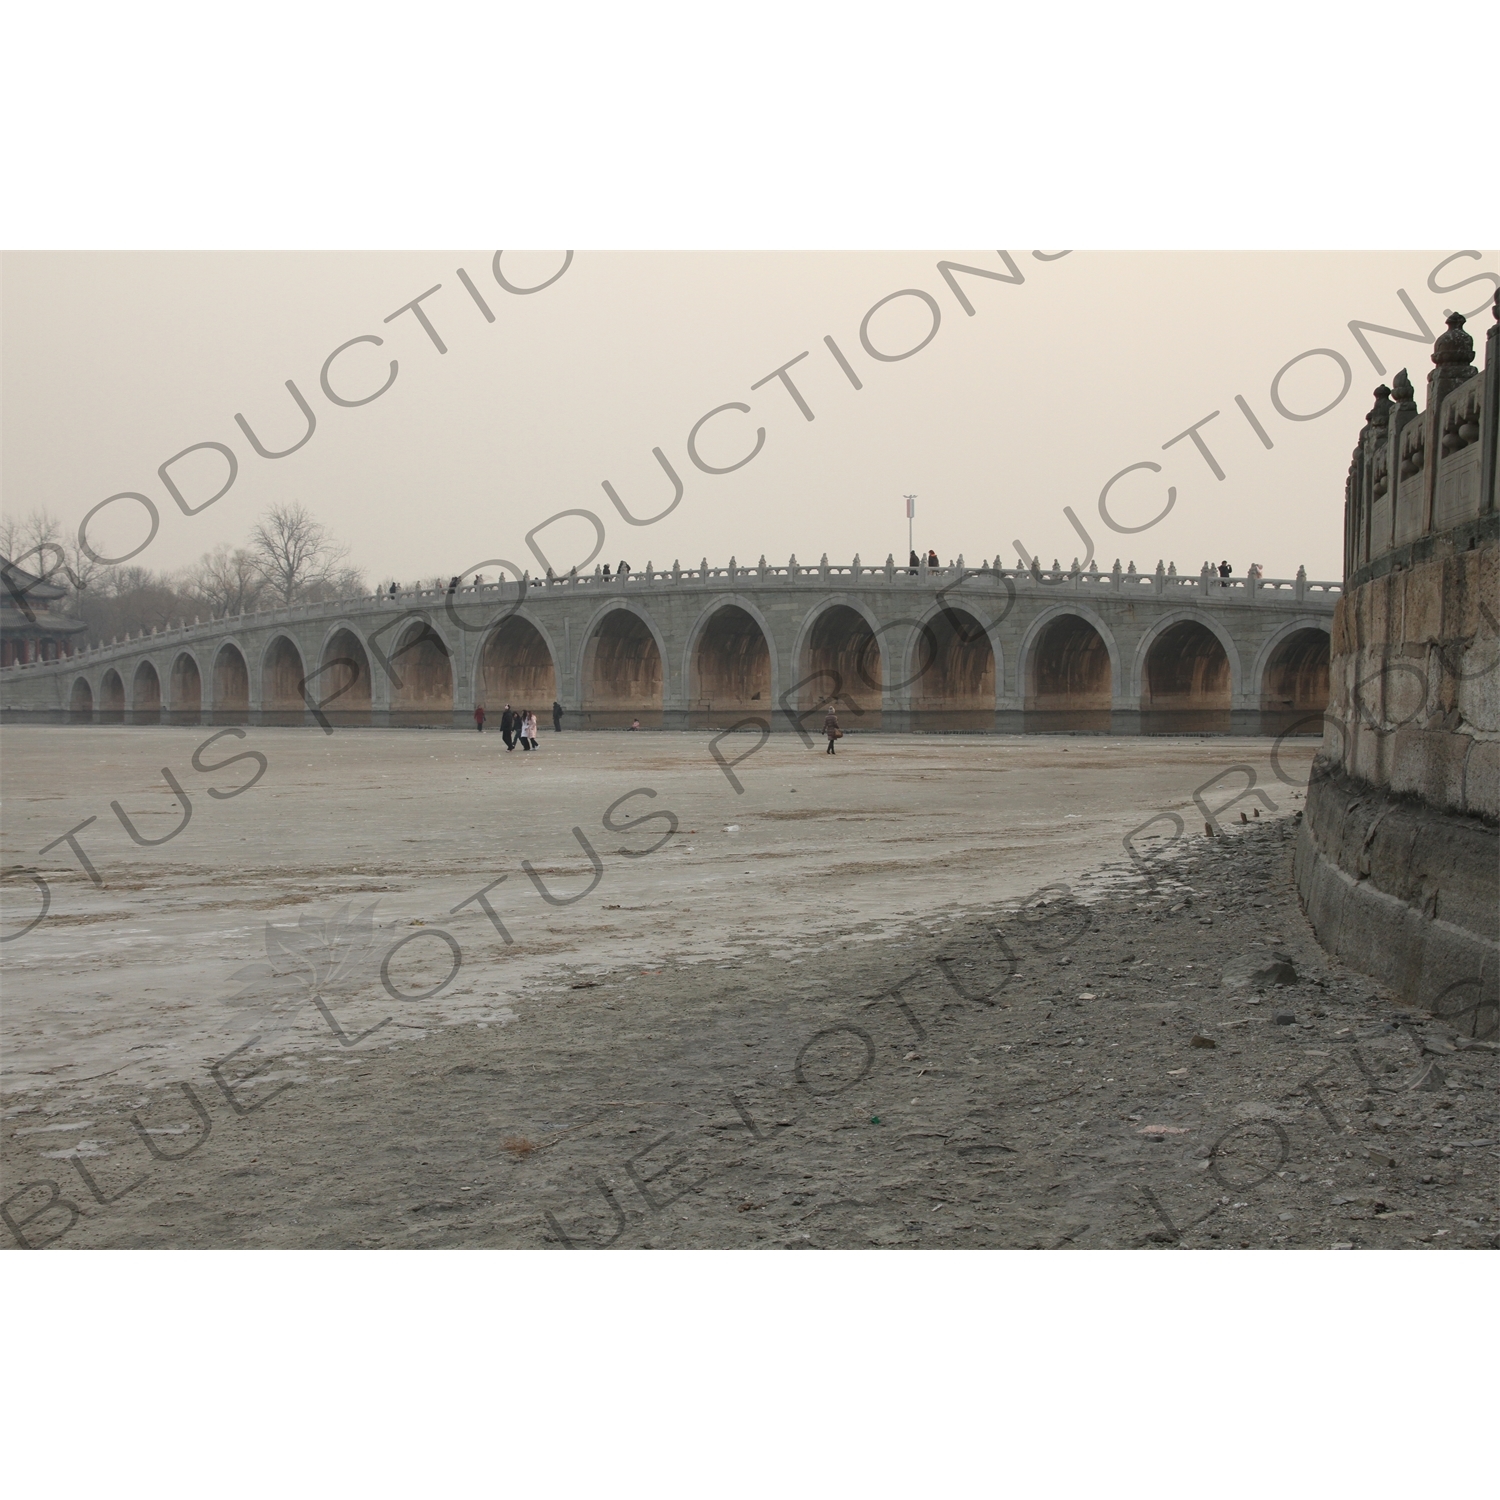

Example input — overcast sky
[3,249,1495,586]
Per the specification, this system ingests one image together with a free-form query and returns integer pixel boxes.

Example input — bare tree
[0,507,63,572]
[248,501,351,607]
[301,564,368,605]
[186,544,265,618]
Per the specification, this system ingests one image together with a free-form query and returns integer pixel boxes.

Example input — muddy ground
[4,813,1495,1250]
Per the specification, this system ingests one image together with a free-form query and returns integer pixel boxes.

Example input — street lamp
[904,494,917,563]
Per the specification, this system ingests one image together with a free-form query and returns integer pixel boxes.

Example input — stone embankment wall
[1296,295,1499,1018]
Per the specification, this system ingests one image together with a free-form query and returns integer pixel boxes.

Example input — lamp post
[904,494,916,562]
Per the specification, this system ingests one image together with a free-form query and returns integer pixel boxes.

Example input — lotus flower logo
[224,901,390,1045]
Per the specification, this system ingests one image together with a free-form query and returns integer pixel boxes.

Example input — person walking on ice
[823,708,841,754]
[473,703,486,733]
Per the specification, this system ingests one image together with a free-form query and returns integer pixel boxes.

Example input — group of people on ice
[472,700,563,750]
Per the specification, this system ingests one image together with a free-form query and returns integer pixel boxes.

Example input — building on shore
[1296,293,1498,1023]
[0,557,87,667]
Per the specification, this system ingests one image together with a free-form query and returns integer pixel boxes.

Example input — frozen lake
[0,725,1314,1097]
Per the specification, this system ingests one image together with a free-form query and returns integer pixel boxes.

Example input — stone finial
[1430,310,1478,404]
[1391,367,1415,407]
[1433,310,1475,371]
[885,554,894,567]
[700,558,708,575]
[1051,558,1060,571]
[1364,383,1392,428]
[1168,561,1176,575]
[788,554,797,573]
[758,554,767,571]
[1296,564,1307,579]
[1155,559,1165,575]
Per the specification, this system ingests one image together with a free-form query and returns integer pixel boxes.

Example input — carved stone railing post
[1424,312,1478,535]
[1483,289,1499,517]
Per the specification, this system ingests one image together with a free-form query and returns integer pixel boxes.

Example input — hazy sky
[3,249,1496,586]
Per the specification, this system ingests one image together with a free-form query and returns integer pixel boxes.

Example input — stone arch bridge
[0,558,1339,736]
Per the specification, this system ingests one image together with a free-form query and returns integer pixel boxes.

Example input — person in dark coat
[823,709,840,754]
[927,549,939,569]
[500,704,516,750]
[552,700,563,732]
[473,704,486,733]
[909,549,920,575]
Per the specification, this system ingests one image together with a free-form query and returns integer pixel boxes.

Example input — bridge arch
[211,641,250,723]
[1255,618,1330,721]
[388,617,454,725]
[131,659,163,724]
[684,596,777,728]
[99,667,125,723]
[1132,610,1242,708]
[475,609,559,718]
[1017,605,1119,724]
[793,596,886,724]
[580,601,666,728]
[168,650,203,724]
[317,623,374,727]
[260,634,308,725]
[907,600,999,728]
[69,675,93,722]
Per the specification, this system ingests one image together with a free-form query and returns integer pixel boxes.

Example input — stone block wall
[1297,295,1499,1021]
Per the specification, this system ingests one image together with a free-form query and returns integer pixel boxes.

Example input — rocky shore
[4,814,1495,1250]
